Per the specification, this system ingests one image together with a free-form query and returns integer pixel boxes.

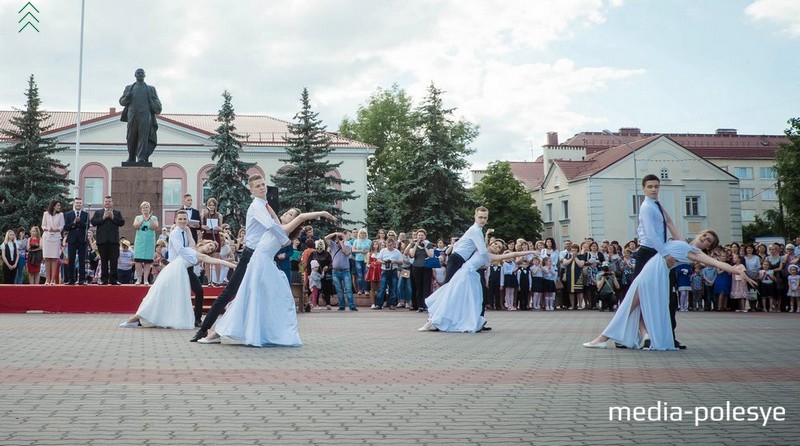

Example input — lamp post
[603,129,640,224]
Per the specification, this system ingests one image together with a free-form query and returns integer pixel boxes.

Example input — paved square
[0,309,798,445]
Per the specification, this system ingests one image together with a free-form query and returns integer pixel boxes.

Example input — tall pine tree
[205,90,255,234]
[389,83,478,239]
[271,88,357,232]
[0,75,71,231]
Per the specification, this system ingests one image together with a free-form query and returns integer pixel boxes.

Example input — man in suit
[63,197,89,285]
[180,194,201,243]
[91,195,125,285]
[119,68,162,164]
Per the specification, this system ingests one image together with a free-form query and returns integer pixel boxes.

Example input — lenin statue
[119,68,162,165]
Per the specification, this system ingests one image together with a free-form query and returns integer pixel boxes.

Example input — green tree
[388,83,478,239]
[775,117,800,237]
[742,210,796,243]
[204,90,256,234]
[472,161,543,241]
[339,85,414,231]
[0,75,71,231]
[272,88,358,232]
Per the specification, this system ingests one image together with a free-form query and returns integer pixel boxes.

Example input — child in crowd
[690,264,704,311]
[365,241,383,308]
[787,265,800,313]
[529,256,543,311]
[675,263,692,312]
[714,252,731,311]
[729,255,749,312]
[515,258,531,311]
[486,260,502,311]
[308,260,322,310]
[757,259,776,312]
[396,240,413,309]
[541,257,557,311]
[702,262,717,311]
[500,253,518,310]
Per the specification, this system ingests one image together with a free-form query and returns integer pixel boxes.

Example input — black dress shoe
[78,281,88,285]
[66,281,76,286]
[674,340,687,350]
[615,342,627,349]
[190,329,207,342]
[642,339,651,349]
[480,322,492,331]
[194,319,202,328]
[109,280,120,285]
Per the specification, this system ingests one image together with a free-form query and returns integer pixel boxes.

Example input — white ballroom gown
[214,225,302,347]
[136,253,197,329]
[424,251,488,333]
[601,240,700,350]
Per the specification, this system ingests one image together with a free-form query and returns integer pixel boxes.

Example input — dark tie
[182,231,187,247]
[654,200,667,243]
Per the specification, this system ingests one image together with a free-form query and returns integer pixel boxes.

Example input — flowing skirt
[425,267,485,333]
[601,256,675,350]
[136,257,194,329]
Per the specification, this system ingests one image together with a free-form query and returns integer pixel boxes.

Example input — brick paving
[0,309,798,445]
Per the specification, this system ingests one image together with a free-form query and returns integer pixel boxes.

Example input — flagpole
[72,0,86,198]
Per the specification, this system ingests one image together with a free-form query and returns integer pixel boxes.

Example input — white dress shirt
[637,196,666,251]
[168,226,196,264]
[244,196,281,250]
[451,223,488,260]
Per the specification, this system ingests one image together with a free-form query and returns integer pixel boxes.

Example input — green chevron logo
[18,1,40,33]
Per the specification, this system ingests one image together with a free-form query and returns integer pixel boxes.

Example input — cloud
[745,0,800,37]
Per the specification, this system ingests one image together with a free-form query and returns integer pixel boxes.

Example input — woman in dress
[200,197,223,285]
[26,226,43,284]
[133,201,159,285]
[582,230,757,350]
[40,200,64,285]
[418,240,535,333]
[199,208,336,347]
[119,240,236,329]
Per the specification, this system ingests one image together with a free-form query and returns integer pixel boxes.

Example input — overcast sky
[2,0,798,169]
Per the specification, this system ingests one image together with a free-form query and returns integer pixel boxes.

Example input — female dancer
[119,240,236,329]
[418,240,534,333]
[199,208,336,346]
[583,230,757,350]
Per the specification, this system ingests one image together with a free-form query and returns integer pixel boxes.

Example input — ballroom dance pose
[582,230,756,350]
[119,238,236,329]
[419,240,534,333]
[198,208,336,347]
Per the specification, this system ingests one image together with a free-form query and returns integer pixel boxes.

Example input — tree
[0,75,71,231]
[339,85,415,231]
[388,83,479,239]
[472,161,543,241]
[204,90,256,234]
[742,210,796,243]
[775,117,800,237]
[272,88,358,232]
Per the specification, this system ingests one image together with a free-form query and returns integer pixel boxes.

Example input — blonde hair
[3,230,14,244]
[140,201,151,210]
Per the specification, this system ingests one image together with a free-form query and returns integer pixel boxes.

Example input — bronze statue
[119,68,162,165]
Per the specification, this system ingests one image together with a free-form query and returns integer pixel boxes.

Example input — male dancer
[167,210,204,326]
[190,174,280,342]
[443,206,492,330]
[624,174,685,349]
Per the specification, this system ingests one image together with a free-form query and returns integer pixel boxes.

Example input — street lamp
[603,129,640,219]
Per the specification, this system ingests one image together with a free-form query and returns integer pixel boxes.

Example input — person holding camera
[133,201,159,285]
[595,261,619,311]
[407,229,435,312]
[325,230,358,311]
[374,238,403,309]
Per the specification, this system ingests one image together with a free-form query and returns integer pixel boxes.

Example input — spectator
[91,195,125,285]
[200,197,223,285]
[14,228,27,284]
[63,197,90,285]
[180,193,201,243]
[2,230,19,284]
[351,228,372,296]
[133,201,159,285]
[41,199,65,285]
[366,240,383,308]
[308,239,333,310]
[118,239,135,284]
[374,238,403,309]
[407,229,434,312]
[325,231,357,311]
[289,238,302,284]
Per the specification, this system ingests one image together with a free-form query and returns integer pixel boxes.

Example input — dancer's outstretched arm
[283,211,336,236]
[196,252,236,270]
[688,250,757,287]
[490,250,536,262]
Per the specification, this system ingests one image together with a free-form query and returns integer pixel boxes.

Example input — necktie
[182,231,187,247]
[654,200,667,243]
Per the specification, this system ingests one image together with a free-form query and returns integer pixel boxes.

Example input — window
[685,196,700,216]
[660,168,669,180]
[84,177,103,205]
[201,180,213,204]
[760,167,777,179]
[561,200,569,220]
[741,209,757,222]
[632,194,644,214]
[545,203,553,222]
[740,188,755,201]
[734,167,753,180]
[762,189,778,201]
[163,179,183,206]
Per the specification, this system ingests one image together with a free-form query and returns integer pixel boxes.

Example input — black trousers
[444,253,465,284]
[633,246,679,337]
[200,247,253,332]
[188,266,205,322]
[97,242,119,284]
[411,266,432,309]
[67,241,87,283]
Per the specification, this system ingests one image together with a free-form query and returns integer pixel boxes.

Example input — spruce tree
[0,74,71,231]
[205,90,255,234]
[473,161,543,241]
[389,83,478,239]
[271,88,357,232]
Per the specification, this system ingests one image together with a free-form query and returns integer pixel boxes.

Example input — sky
[1,0,798,170]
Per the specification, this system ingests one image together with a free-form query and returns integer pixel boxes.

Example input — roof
[507,161,545,190]
[0,109,375,149]
[562,130,788,159]
[549,135,661,182]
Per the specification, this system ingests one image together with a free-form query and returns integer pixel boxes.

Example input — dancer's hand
[740,271,757,288]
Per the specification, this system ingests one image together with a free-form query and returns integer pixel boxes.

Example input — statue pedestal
[121,160,153,168]
[111,167,163,242]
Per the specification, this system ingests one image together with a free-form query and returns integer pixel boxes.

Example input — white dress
[214,225,301,347]
[602,240,700,350]
[424,252,487,333]
[136,253,196,329]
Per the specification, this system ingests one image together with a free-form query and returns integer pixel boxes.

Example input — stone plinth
[110,167,163,243]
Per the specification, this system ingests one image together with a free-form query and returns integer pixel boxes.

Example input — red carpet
[0,284,222,313]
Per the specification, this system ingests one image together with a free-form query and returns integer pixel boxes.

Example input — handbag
[400,269,411,279]
[424,257,441,269]
[746,289,758,301]
[555,279,564,290]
